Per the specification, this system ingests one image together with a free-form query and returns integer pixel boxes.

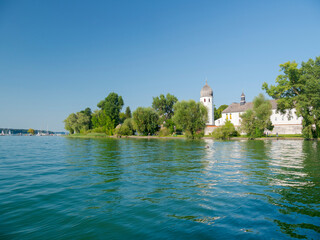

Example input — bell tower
[200,79,214,125]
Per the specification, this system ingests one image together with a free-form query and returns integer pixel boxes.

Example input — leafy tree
[240,94,272,138]
[133,107,159,135]
[114,118,135,136]
[119,112,126,124]
[28,128,35,135]
[214,104,228,120]
[262,56,320,139]
[125,106,132,119]
[97,92,124,129]
[211,120,238,139]
[152,93,178,120]
[172,100,208,139]
[80,107,92,129]
[64,113,77,134]
[76,112,91,133]
[64,112,90,134]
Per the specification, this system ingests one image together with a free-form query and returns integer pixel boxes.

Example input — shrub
[211,120,238,140]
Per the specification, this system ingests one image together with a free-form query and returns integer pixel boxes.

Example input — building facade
[214,93,303,135]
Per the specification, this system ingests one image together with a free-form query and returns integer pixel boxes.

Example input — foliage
[152,93,178,120]
[132,107,159,135]
[125,106,132,119]
[214,104,228,120]
[119,112,126,124]
[240,94,272,138]
[157,127,171,137]
[97,92,124,129]
[80,107,92,129]
[27,128,35,135]
[64,112,91,134]
[211,120,238,139]
[163,118,175,134]
[114,118,135,136]
[172,100,207,139]
[64,113,77,134]
[262,56,320,139]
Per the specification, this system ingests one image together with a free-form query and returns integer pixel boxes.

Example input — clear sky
[0,0,319,131]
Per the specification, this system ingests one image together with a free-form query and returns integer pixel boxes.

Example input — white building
[214,93,303,135]
[200,81,218,135]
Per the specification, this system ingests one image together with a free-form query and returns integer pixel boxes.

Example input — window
[275,117,277,121]
[230,114,232,119]
[209,98,210,102]
[204,98,206,102]
[226,114,228,120]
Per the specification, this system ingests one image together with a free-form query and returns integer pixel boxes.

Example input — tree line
[64,93,227,139]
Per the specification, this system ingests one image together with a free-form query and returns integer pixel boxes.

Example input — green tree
[172,100,208,139]
[214,104,228,120]
[28,128,35,135]
[262,56,320,139]
[211,120,238,140]
[76,112,91,133]
[152,93,178,120]
[119,112,126,124]
[240,94,272,138]
[114,118,135,136]
[133,107,159,135]
[64,113,77,134]
[64,112,91,134]
[125,106,132,119]
[80,107,92,129]
[97,92,124,130]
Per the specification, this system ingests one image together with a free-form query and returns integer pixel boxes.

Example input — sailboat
[0,130,4,136]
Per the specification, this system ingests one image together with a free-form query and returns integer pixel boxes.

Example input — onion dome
[200,80,213,97]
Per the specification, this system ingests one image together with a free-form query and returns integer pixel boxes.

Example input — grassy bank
[64,133,314,140]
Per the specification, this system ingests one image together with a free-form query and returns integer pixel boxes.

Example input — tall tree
[125,106,132,119]
[240,94,272,138]
[172,100,207,139]
[64,113,77,134]
[262,56,320,138]
[152,93,178,120]
[80,107,92,129]
[133,107,159,135]
[97,92,124,129]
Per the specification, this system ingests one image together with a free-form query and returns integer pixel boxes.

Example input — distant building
[214,93,303,135]
[200,81,218,134]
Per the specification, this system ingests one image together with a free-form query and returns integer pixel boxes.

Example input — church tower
[200,80,214,125]
[240,92,246,106]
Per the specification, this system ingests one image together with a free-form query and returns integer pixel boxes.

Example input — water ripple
[0,137,319,239]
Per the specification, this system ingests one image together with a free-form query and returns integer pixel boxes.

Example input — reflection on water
[0,137,319,239]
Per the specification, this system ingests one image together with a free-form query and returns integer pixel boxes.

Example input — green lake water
[0,136,319,239]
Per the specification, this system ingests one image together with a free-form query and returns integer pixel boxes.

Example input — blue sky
[1,0,319,131]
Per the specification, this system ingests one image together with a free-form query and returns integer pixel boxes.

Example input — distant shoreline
[65,133,314,141]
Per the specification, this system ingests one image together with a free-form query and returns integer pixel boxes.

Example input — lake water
[0,136,319,239]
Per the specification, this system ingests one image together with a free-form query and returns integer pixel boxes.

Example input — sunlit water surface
[0,136,319,239]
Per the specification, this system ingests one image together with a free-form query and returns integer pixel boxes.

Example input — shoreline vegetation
[65,133,314,141]
[64,57,319,140]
